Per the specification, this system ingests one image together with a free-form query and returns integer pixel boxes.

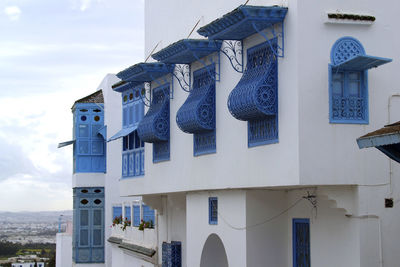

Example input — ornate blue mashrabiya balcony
[228,41,278,147]
[176,64,216,134]
[137,85,170,143]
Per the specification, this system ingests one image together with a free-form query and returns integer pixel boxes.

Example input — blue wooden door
[293,218,310,267]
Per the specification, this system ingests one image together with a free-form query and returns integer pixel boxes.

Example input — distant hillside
[0,211,72,223]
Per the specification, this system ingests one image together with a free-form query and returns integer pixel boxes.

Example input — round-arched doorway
[200,234,229,267]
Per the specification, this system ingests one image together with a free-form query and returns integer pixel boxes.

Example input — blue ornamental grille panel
[293,219,310,267]
[228,41,278,147]
[153,140,170,163]
[209,197,218,225]
[162,241,182,267]
[73,187,105,264]
[194,130,216,156]
[176,64,216,133]
[138,84,170,143]
[329,37,369,124]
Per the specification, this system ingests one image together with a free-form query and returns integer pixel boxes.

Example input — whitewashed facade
[60,0,400,266]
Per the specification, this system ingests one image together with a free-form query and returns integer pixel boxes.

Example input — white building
[59,0,400,266]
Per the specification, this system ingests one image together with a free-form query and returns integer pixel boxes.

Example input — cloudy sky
[0,0,144,211]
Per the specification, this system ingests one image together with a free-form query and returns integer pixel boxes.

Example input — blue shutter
[142,205,155,224]
[293,218,310,267]
[133,205,140,226]
[113,206,122,219]
[208,197,218,225]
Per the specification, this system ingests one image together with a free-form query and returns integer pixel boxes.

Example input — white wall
[56,233,72,267]
[186,190,247,267]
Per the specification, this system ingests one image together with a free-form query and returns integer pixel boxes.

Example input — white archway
[200,233,229,267]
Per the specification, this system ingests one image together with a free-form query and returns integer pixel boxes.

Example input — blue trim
[116,62,174,84]
[108,125,138,142]
[124,206,131,222]
[292,218,310,267]
[333,55,392,71]
[197,5,287,40]
[208,197,218,225]
[112,81,136,93]
[152,39,222,64]
[58,140,75,148]
[357,133,400,149]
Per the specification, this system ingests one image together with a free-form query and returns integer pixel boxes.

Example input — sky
[0,0,144,211]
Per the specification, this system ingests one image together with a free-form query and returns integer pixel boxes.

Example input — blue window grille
[208,197,218,225]
[124,206,131,222]
[133,205,141,226]
[329,37,391,124]
[120,87,145,178]
[227,41,278,147]
[73,187,104,263]
[142,204,155,224]
[137,84,170,163]
[292,218,310,267]
[162,241,182,267]
[176,64,216,156]
[73,104,106,173]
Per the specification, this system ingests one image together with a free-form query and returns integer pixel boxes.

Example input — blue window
[227,41,278,147]
[120,87,145,178]
[73,104,106,173]
[142,204,155,224]
[112,206,122,220]
[73,187,104,263]
[124,206,131,222]
[208,197,218,225]
[293,218,310,267]
[329,37,391,124]
[133,205,141,226]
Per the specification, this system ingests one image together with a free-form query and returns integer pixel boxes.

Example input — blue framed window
[121,87,145,178]
[124,206,131,222]
[73,187,104,263]
[227,41,278,147]
[208,197,218,225]
[329,36,391,124]
[292,218,310,267]
[133,205,141,226]
[142,204,155,224]
[112,206,122,220]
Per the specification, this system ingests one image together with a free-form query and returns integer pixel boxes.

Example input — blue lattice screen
[162,241,182,267]
[208,197,218,225]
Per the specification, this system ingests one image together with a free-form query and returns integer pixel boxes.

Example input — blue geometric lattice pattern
[194,130,216,156]
[228,41,278,121]
[153,140,170,163]
[331,37,365,66]
[248,116,278,147]
[137,84,170,143]
[176,64,215,133]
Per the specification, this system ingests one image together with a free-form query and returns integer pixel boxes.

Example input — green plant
[112,215,123,226]
[121,218,131,231]
[138,219,154,231]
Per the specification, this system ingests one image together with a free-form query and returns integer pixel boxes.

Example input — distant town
[0,211,72,267]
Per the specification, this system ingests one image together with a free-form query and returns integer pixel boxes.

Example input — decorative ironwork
[137,84,170,143]
[251,21,284,58]
[228,41,277,121]
[221,40,243,73]
[176,64,215,133]
[173,64,191,92]
[331,37,365,65]
[139,82,151,107]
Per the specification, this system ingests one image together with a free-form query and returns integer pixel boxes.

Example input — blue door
[293,218,310,267]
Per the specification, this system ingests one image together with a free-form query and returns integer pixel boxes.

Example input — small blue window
[124,206,131,222]
[293,218,310,267]
[112,206,122,221]
[133,205,140,226]
[142,204,155,225]
[208,197,218,225]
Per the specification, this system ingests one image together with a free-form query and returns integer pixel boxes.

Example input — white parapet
[56,232,72,267]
